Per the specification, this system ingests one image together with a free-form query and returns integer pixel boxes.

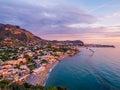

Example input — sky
[0,0,120,43]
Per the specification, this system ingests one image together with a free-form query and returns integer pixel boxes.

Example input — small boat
[89,48,95,53]
[49,69,52,73]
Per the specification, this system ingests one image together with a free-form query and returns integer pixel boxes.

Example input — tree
[24,54,30,61]
[23,83,32,88]
[41,59,48,64]
[24,54,34,63]
[0,80,68,90]
[0,80,9,89]
[9,83,26,90]
[15,64,20,69]
[46,86,68,90]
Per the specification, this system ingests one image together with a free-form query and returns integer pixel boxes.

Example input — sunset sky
[0,0,120,42]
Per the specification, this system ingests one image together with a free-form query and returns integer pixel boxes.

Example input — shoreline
[25,50,79,86]
[43,54,70,86]
[43,60,59,86]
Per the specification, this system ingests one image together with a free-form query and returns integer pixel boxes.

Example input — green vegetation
[24,55,31,61]
[24,54,34,63]
[0,75,3,79]
[0,80,68,90]
[0,49,18,61]
[41,59,49,64]
[28,64,37,71]
[0,80,9,90]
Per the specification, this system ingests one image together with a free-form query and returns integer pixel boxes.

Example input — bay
[46,45,120,90]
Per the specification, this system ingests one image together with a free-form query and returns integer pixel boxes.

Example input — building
[33,66,45,75]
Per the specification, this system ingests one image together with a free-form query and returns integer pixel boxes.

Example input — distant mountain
[0,23,42,43]
[0,23,84,47]
[49,40,84,46]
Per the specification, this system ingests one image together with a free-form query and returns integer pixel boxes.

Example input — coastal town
[0,41,80,86]
[0,23,115,90]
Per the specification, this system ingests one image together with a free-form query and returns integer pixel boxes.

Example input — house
[4,58,27,65]
[26,52,34,57]
[2,65,13,69]
[20,65,29,70]
[0,60,4,65]
[56,51,63,55]
[18,58,27,64]
[5,60,19,65]
[0,70,4,75]
[42,55,55,60]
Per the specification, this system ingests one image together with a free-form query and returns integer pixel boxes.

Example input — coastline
[43,51,80,86]
[43,54,69,86]
[25,50,80,86]
[43,60,59,86]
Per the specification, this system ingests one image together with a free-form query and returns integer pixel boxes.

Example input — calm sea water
[46,45,120,90]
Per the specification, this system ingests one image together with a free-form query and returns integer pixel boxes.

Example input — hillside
[0,23,84,47]
[0,23,42,43]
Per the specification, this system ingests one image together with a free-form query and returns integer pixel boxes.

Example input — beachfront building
[42,55,55,60]
[33,66,45,75]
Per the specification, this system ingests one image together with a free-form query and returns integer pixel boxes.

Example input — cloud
[99,12,120,20]
[0,0,120,40]
[0,0,96,35]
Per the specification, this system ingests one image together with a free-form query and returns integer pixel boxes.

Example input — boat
[89,48,95,53]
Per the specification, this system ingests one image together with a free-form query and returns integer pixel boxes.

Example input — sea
[45,41,120,90]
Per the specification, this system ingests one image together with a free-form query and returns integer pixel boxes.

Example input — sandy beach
[25,54,69,86]
[43,54,70,86]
